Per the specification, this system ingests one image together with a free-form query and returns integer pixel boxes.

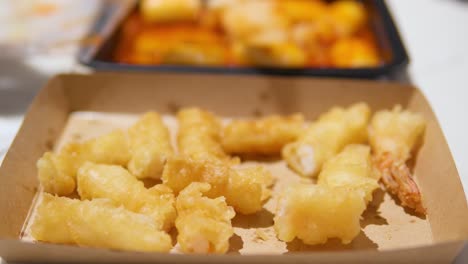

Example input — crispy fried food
[318,145,379,203]
[369,106,426,160]
[38,111,173,194]
[128,112,173,179]
[222,114,304,155]
[162,156,273,214]
[31,194,172,252]
[30,194,77,244]
[275,144,376,245]
[140,0,201,23]
[78,130,131,166]
[37,130,130,195]
[37,152,77,196]
[274,184,366,245]
[225,166,274,214]
[282,102,371,178]
[369,106,426,214]
[162,156,229,197]
[178,107,235,164]
[175,182,235,254]
[77,162,176,231]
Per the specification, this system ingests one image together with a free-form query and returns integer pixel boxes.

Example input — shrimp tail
[375,153,426,214]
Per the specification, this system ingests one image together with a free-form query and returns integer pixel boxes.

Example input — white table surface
[1,0,467,263]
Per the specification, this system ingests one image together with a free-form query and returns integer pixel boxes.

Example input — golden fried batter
[274,184,366,245]
[369,106,425,160]
[369,106,426,214]
[37,152,77,196]
[37,130,130,195]
[77,162,176,231]
[37,111,173,194]
[318,144,379,203]
[162,156,228,197]
[175,182,235,254]
[222,114,304,155]
[225,165,273,214]
[178,107,236,164]
[128,112,173,179]
[78,130,131,165]
[282,102,370,178]
[30,194,77,244]
[275,144,377,245]
[162,156,273,214]
[31,194,172,252]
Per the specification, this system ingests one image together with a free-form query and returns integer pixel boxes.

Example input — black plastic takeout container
[78,0,409,79]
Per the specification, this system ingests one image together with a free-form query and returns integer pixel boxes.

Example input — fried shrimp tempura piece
[127,112,173,179]
[369,106,426,214]
[275,145,376,245]
[37,152,77,196]
[37,111,173,194]
[78,130,131,165]
[175,182,235,254]
[37,130,130,196]
[226,165,274,213]
[282,102,370,178]
[274,184,366,245]
[31,194,172,252]
[162,156,229,197]
[222,114,305,155]
[30,194,77,244]
[162,156,273,214]
[178,107,235,164]
[77,162,176,231]
[318,144,379,203]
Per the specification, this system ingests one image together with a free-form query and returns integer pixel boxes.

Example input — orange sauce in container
[114,0,382,68]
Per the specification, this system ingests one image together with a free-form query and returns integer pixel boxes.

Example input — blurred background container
[79,0,408,78]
